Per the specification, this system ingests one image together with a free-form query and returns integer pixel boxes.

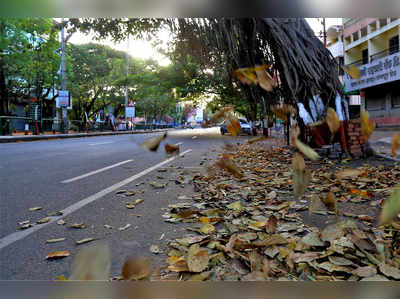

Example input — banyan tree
[70,18,349,147]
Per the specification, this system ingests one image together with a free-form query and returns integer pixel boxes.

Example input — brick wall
[346,119,366,155]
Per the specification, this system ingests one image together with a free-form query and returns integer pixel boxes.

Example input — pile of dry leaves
[158,141,400,281]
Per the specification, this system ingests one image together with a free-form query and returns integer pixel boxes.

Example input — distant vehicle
[220,118,252,135]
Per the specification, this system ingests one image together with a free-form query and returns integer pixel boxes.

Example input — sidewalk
[369,128,399,157]
[0,129,170,143]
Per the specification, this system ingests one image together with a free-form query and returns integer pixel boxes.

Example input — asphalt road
[0,127,253,280]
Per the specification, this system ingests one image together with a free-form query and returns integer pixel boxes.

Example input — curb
[0,129,169,143]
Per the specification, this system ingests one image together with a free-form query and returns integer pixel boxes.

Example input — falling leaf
[122,257,152,280]
[187,244,210,273]
[37,217,51,224]
[140,132,167,152]
[119,224,131,231]
[29,207,42,211]
[165,143,180,155]
[46,251,70,260]
[69,242,110,280]
[57,219,65,225]
[248,136,267,144]
[392,133,400,156]
[361,110,375,141]
[68,223,85,229]
[215,154,243,179]
[342,65,360,79]
[295,139,320,161]
[271,104,295,122]
[46,238,66,244]
[309,195,321,216]
[292,152,306,171]
[225,114,241,136]
[76,238,95,245]
[321,192,338,216]
[233,68,259,85]
[56,275,67,281]
[255,67,276,91]
[379,185,400,225]
[266,215,277,234]
[293,169,311,198]
[150,245,160,254]
[326,108,340,135]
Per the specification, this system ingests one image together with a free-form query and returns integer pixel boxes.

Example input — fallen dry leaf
[122,257,152,280]
[46,238,66,244]
[140,132,167,152]
[150,245,160,254]
[187,244,210,273]
[57,219,65,225]
[68,223,85,229]
[119,224,131,231]
[215,154,243,179]
[29,207,42,212]
[46,251,70,260]
[322,192,338,216]
[37,217,51,224]
[336,168,362,180]
[76,238,95,245]
[266,215,277,234]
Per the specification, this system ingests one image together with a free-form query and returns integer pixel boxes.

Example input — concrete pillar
[386,92,392,117]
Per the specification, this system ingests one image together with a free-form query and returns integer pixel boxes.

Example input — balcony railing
[346,46,400,68]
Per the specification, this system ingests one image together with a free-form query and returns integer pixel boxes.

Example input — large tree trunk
[0,55,9,116]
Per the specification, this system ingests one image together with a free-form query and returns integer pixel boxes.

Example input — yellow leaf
[227,201,242,211]
[187,244,210,273]
[361,110,375,140]
[46,250,70,260]
[199,217,210,224]
[233,68,258,85]
[255,68,276,91]
[200,224,216,235]
[140,132,167,152]
[326,108,340,135]
[295,139,320,161]
[46,238,66,244]
[76,238,95,245]
[379,185,400,225]
[225,114,241,136]
[122,257,152,280]
[37,217,51,224]
[56,275,67,281]
[392,133,400,157]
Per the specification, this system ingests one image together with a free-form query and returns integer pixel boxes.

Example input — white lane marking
[0,149,192,251]
[89,141,114,146]
[61,159,134,184]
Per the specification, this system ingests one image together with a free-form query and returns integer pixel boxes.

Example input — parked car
[220,118,252,135]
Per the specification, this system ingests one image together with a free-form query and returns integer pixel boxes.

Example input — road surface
[0,127,252,280]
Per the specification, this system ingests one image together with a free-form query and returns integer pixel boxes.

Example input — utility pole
[60,18,67,133]
[125,36,129,123]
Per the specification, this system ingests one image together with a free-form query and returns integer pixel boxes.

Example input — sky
[68,18,343,66]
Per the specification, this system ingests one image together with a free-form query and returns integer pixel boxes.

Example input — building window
[362,49,369,65]
[389,35,399,55]
[392,91,400,108]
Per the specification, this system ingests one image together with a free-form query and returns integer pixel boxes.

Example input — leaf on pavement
[266,215,277,234]
[69,242,110,280]
[104,224,113,229]
[122,257,152,280]
[29,207,42,211]
[46,238,66,244]
[351,266,376,278]
[378,262,400,279]
[76,238,95,245]
[48,211,63,217]
[46,251,70,260]
[57,219,65,225]
[200,223,216,235]
[227,201,243,211]
[68,223,85,229]
[119,224,131,231]
[215,154,243,179]
[150,244,161,254]
[392,133,400,156]
[187,244,210,273]
[165,143,180,155]
[37,217,51,224]
[379,185,400,225]
[336,168,362,180]
[150,181,166,188]
[326,107,340,135]
[140,132,167,152]
[19,223,33,230]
